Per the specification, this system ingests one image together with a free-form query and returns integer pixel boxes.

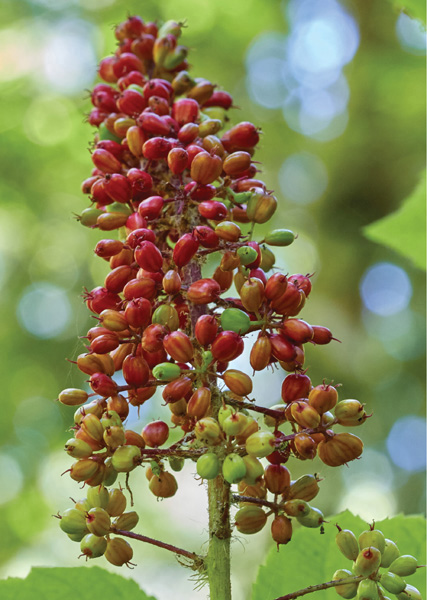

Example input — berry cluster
[333,524,422,600]
[57,15,368,565]
[58,486,135,566]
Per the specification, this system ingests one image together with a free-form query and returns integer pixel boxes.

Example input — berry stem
[180,205,232,599]
[110,528,203,564]
[231,494,281,511]
[273,575,364,600]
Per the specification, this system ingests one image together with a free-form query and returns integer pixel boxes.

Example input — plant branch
[273,575,364,600]
[110,528,203,563]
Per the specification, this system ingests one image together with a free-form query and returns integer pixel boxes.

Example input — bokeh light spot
[360,262,412,316]
[17,282,71,339]
[279,152,328,204]
[396,13,426,55]
[387,416,426,471]
[338,480,396,520]
[42,19,96,94]
[0,454,24,505]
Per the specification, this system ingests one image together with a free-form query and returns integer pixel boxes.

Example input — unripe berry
[111,445,140,472]
[358,528,386,554]
[245,431,275,458]
[58,388,89,407]
[335,400,368,426]
[380,573,406,595]
[241,455,264,484]
[80,534,107,559]
[149,471,178,498]
[389,555,418,577]
[288,474,320,502]
[194,417,222,445]
[250,335,272,371]
[332,569,359,599]
[222,412,248,437]
[353,546,382,576]
[234,505,267,534]
[357,579,380,600]
[59,508,88,535]
[264,464,291,494]
[220,308,251,335]
[395,585,422,600]
[223,370,253,396]
[152,304,180,331]
[86,507,111,537]
[222,453,247,484]
[381,539,400,568]
[65,438,93,459]
[106,488,127,517]
[105,537,133,566]
[308,384,338,414]
[152,362,181,381]
[187,387,211,418]
[163,331,194,362]
[87,485,109,510]
[69,459,100,483]
[197,453,220,480]
[293,432,317,460]
[290,401,321,429]
[336,528,359,561]
[103,426,126,451]
[112,511,139,531]
[283,499,310,517]
[264,229,295,246]
[297,507,324,528]
[318,433,363,467]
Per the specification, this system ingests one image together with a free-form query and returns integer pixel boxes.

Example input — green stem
[206,387,232,600]
[180,204,233,599]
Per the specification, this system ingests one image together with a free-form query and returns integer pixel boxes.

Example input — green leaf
[363,170,426,270]
[252,511,426,600]
[0,566,157,600]
[389,0,426,24]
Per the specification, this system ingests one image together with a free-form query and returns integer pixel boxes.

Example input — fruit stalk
[273,575,364,600]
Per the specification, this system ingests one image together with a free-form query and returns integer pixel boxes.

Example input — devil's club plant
[55,15,423,600]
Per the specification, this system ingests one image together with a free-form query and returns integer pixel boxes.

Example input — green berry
[389,555,418,577]
[111,445,140,473]
[169,456,185,472]
[245,431,275,458]
[67,531,86,542]
[395,585,422,600]
[381,538,400,568]
[102,456,118,486]
[264,229,295,247]
[357,579,379,600]
[296,507,324,528]
[64,438,93,459]
[87,485,109,509]
[80,533,107,558]
[380,572,406,595]
[220,308,251,335]
[236,246,258,266]
[336,528,359,561]
[241,455,264,484]
[353,547,382,577]
[196,453,220,480]
[152,362,181,381]
[234,505,267,534]
[222,453,247,484]
[358,528,385,554]
[283,499,310,518]
[332,569,358,599]
[59,508,88,535]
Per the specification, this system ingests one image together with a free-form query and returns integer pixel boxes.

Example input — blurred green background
[0,0,425,599]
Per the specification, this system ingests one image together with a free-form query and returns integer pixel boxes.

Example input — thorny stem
[273,575,364,600]
[179,202,232,600]
[231,494,281,511]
